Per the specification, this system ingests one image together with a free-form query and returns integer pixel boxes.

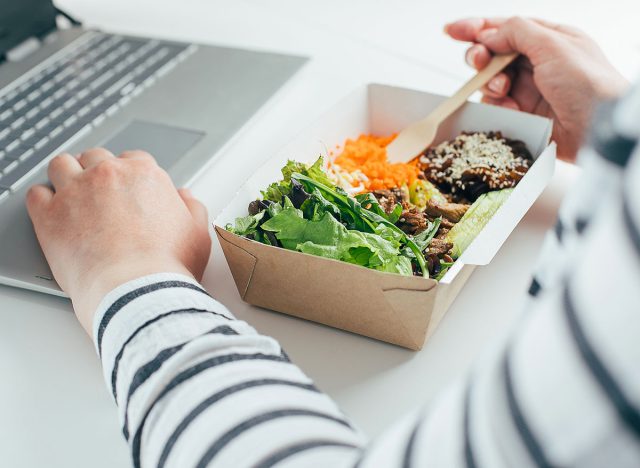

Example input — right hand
[445,17,629,162]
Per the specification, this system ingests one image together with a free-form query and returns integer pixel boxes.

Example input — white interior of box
[216,83,555,284]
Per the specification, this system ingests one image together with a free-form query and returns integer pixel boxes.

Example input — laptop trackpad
[102,120,204,170]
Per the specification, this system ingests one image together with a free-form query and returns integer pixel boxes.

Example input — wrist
[69,257,195,335]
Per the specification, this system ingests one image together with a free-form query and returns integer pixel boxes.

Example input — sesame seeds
[420,131,532,201]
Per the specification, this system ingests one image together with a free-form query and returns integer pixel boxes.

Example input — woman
[26,17,639,468]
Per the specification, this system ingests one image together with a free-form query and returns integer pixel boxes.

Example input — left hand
[26,148,212,334]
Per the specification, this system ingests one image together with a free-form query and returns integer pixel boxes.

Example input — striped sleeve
[95,162,640,468]
[93,273,365,468]
[94,89,640,468]
[527,91,639,299]
[355,146,640,468]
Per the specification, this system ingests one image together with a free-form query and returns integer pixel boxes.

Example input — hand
[445,17,629,162]
[26,149,211,334]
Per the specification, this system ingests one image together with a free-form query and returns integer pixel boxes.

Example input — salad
[226,131,532,280]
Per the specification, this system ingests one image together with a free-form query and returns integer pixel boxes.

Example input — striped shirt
[93,87,640,467]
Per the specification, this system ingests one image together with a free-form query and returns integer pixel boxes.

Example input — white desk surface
[1,1,637,467]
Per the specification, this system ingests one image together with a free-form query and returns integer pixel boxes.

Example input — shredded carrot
[333,134,420,191]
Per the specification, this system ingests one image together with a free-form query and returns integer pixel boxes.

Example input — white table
[1,1,634,467]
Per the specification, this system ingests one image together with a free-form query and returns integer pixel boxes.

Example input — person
[25,16,639,468]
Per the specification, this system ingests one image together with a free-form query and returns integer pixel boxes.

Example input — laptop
[0,1,307,296]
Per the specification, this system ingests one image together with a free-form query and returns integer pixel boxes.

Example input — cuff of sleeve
[92,272,233,357]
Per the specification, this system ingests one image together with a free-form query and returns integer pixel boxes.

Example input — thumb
[178,188,209,228]
[477,17,557,61]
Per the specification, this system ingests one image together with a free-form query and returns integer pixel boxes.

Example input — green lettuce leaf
[292,172,428,277]
[261,208,411,275]
[225,211,265,236]
[261,157,333,203]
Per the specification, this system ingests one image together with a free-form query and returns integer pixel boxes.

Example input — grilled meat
[397,208,428,235]
[427,238,453,256]
[424,198,469,223]
[372,188,409,214]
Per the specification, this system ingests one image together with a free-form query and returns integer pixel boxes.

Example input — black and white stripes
[91,89,640,468]
[93,273,364,467]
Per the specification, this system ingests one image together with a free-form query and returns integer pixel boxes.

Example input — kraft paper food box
[215,83,555,350]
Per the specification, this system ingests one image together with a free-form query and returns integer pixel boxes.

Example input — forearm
[94,273,364,468]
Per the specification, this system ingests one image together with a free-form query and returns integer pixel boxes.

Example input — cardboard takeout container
[215,84,555,350]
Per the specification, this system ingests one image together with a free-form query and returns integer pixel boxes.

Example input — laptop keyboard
[0,32,195,200]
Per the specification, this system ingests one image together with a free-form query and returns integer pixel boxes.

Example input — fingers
[449,16,563,68]
[78,147,115,169]
[178,188,209,227]
[445,17,505,42]
[475,17,556,57]
[464,43,513,99]
[465,43,492,69]
[481,95,521,111]
[118,150,157,164]
[47,153,83,191]
[26,184,54,221]
[482,72,512,99]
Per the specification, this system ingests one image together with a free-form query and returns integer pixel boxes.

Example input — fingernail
[488,75,506,93]
[465,47,477,67]
[443,23,450,34]
[181,188,193,197]
[477,28,497,42]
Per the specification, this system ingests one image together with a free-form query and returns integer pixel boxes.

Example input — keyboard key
[5,140,20,153]
[49,126,64,139]
[39,96,54,110]
[5,142,35,161]
[48,108,64,121]
[0,108,12,121]
[27,90,41,102]
[34,136,50,151]
[0,159,12,173]
[18,148,34,162]
[63,115,78,128]
[34,116,51,131]
[2,159,18,175]
[13,99,27,111]
[10,116,25,130]
[0,153,45,189]
[20,128,36,141]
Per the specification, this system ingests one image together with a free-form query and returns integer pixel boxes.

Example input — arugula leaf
[300,188,342,222]
[412,217,441,252]
[355,192,403,223]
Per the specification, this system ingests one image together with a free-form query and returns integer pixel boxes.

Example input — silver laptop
[0,1,307,296]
